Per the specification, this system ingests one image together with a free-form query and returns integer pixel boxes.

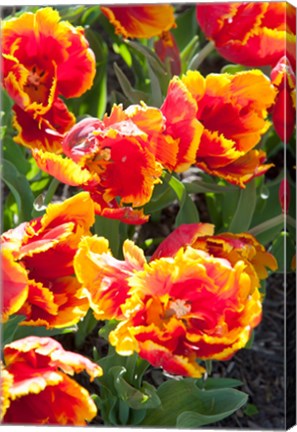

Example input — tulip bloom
[32,97,201,223]
[1,336,102,425]
[196,2,296,69]
[1,192,95,327]
[73,223,276,378]
[271,56,296,143]
[2,7,96,151]
[100,5,176,39]
[180,70,277,186]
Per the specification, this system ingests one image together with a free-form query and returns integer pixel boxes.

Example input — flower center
[24,65,48,104]
[166,299,191,319]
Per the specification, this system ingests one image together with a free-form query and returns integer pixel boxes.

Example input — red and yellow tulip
[2,7,96,151]
[74,223,277,378]
[196,2,296,69]
[180,70,277,186]
[270,56,296,143]
[1,336,102,425]
[1,192,95,327]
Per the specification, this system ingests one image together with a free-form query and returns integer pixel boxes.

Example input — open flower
[2,7,96,151]
[73,223,276,378]
[196,2,296,68]
[33,101,194,224]
[180,70,277,186]
[1,192,95,327]
[1,336,102,425]
[100,5,176,39]
[270,56,296,143]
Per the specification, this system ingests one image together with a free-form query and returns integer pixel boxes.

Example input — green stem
[44,177,60,205]
[188,41,215,70]
[248,214,284,237]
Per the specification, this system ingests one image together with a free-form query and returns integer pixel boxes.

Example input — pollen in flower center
[166,299,191,319]
[27,66,46,89]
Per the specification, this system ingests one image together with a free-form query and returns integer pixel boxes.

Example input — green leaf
[2,315,26,345]
[113,63,148,104]
[244,403,259,417]
[180,35,199,73]
[1,158,35,223]
[125,40,167,77]
[184,179,234,194]
[13,324,77,340]
[74,309,97,348]
[141,379,248,427]
[165,174,199,226]
[196,377,243,390]
[94,216,121,257]
[221,64,249,74]
[110,366,161,410]
[228,179,257,233]
[2,136,31,176]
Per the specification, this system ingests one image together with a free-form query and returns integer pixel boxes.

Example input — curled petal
[161,77,203,172]
[1,366,13,420]
[1,248,29,322]
[151,222,214,260]
[74,236,145,320]
[32,149,94,186]
[13,99,75,153]
[197,150,274,188]
[101,5,176,39]
[3,375,98,425]
[4,336,102,381]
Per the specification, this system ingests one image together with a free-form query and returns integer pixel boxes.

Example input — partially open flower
[180,70,277,186]
[271,56,296,143]
[100,5,176,39]
[1,336,102,425]
[196,2,296,68]
[1,192,95,327]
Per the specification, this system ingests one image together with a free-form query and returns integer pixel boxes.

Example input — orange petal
[1,248,29,322]
[151,223,214,260]
[32,149,93,186]
[101,5,176,39]
[13,98,75,153]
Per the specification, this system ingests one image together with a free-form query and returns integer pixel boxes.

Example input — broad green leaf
[74,309,97,348]
[1,159,35,223]
[171,6,198,52]
[165,174,199,226]
[196,377,243,390]
[2,136,31,176]
[13,324,77,340]
[141,378,248,427]
[228,179,257,233]
[111,366,161,410]
[94,216,120,257]
[2,315,26,345]
[184,179,234,194]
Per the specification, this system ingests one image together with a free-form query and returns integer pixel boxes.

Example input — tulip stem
[248,214,285,237]
[188,41,215,70]
[44,177,60,205]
